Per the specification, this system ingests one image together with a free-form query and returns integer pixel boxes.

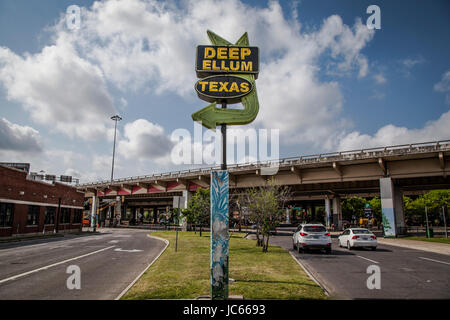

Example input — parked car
[338,228,377,250]
[292,224,332,253]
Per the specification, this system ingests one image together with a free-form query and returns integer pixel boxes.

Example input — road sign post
[193,30,259,300]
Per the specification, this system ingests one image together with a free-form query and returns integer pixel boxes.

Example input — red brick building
[0,165,84,237]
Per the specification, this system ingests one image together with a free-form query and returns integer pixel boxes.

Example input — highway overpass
[77,140,450,235]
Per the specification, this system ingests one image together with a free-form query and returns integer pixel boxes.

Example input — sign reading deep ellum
[196,45,259,79]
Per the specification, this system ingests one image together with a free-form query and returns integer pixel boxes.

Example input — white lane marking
[418,257,450,266]
[356,255,379,264]
[115,235,169,300]
[114,248,143,253]
[0,246,115,285]
[108,240,120,244]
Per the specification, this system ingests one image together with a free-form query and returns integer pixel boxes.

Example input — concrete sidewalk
[377,238,450,256]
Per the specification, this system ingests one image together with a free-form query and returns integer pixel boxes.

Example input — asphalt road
[0,229,166,300]
[271,235,450,299]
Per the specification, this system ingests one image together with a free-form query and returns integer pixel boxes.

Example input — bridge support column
[182,190,193,209]
[153,207,158,224]
[91,195,98,231]
[380,178,406,237]
[332,196,342,230]
[324,198,331,228]
[114,196,121,226]
[122,201,127,222]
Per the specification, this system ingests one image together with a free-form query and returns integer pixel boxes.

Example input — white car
[338,228,377,250]
[293,224,332,253]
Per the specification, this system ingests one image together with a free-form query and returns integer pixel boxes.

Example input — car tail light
[371,235,377,239]
[325,233,330,236]
[300,232,308,236]
[352,235,359,239]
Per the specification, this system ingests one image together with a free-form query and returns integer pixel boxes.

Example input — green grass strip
[122,231,327,300]
[401,237,450,244]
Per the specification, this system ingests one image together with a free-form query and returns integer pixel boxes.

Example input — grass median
[401,237,450,244]
[122,231,327,300]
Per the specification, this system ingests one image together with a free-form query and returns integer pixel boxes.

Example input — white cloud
[41,0,373,151]
[400,56,425,77]
[434,70,450,105]
[337,110,450,150]
[0,117,42,152]
[373,73,387,84]
[117,118,174,163]
[0,0,375,152]
[6,0,427,181]
[0,39,116,140]
[402,57,425,69]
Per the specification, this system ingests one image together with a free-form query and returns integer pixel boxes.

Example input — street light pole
[110,115,122,227]
[110,115,122,182]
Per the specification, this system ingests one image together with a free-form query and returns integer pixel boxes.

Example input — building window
[60,207,71,224]
[27,205,40,226]
[73,209,82,224]
[44,207,56,225]
[0,203,14,227]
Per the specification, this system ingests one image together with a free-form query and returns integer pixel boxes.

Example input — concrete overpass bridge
[77,140,450,235]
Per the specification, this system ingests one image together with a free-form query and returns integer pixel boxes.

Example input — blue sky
[0,0,449,182]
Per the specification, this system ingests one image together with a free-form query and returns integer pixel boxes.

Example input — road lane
[270,236,450,299]
[0,229,166,299]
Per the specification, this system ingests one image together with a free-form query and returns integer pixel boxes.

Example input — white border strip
[0,198,83,209]
[289,251,329,296]
[115,234,170,300]
[0,245,115,284]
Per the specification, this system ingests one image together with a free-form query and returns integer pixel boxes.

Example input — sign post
[193,30,260,299]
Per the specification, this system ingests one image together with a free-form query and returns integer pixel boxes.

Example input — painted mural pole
[192,30,260,299]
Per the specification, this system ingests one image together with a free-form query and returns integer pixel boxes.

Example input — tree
[237,179,290,252]
[182,188,210,236]
[403,190,450,225]
[368,197,382,225]
[341,197,366,222]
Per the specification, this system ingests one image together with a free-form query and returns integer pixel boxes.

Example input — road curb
[289,251,330,297]
[377,238,450,256]
[115,234,170,300]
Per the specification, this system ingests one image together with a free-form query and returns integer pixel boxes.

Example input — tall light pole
[110,115,122,182]
[110,115,122,228]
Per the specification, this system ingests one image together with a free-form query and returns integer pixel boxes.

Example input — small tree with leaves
[237,179,291,252]
[182,188,210,236]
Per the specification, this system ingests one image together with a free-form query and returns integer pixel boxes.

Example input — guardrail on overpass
[77,140,450,188]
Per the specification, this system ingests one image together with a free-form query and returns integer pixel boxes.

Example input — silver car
[293,224,332,253]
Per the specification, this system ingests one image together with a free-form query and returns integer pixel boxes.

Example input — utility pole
[110,115,122,227]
